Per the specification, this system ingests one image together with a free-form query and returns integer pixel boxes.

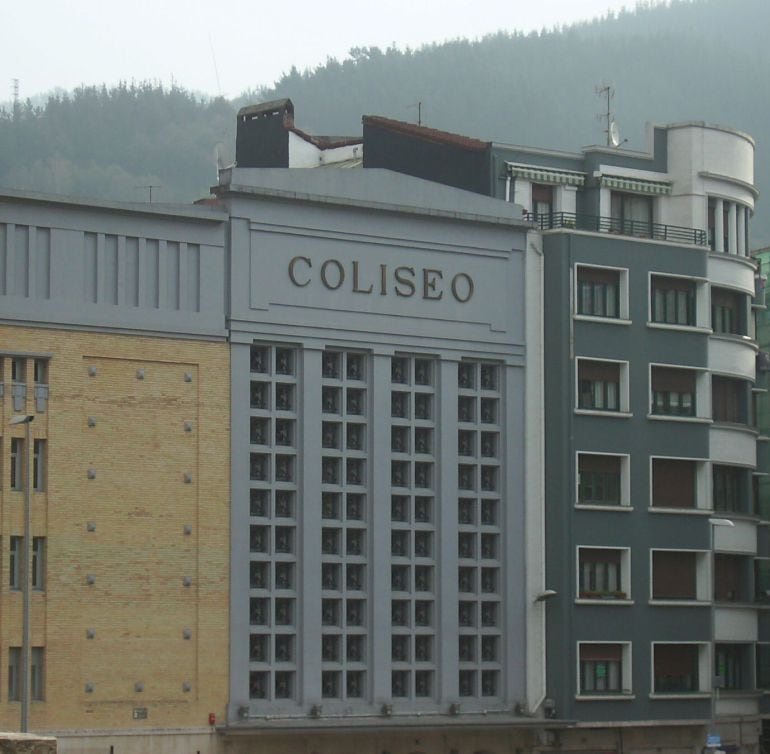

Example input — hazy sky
[5,0,649,100]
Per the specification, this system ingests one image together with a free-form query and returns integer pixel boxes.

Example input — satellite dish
[609,121,621,147]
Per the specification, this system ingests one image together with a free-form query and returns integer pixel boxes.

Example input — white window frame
[648,272,710,332]
[650,641,710,697]
[575,451,631,509]
[576,641,633,699]
[648,455,709,513]
[575,357,631,417]
[649,548,710,604]
[574,263,630,323]
[648,363,710,423]
[576,546,632,603]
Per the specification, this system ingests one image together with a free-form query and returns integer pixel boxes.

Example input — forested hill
[2,0,769,242]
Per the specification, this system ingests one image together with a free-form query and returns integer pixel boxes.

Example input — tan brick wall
[0,325,229,733]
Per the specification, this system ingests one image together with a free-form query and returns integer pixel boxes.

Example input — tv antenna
[407,100,423,126]
[136,184,161,203]
[595,83,627,147]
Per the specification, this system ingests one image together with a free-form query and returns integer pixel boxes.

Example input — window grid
[457,360,502,699]
[248,345,298,702]
[320,350,369,701]
[390,356,437,700]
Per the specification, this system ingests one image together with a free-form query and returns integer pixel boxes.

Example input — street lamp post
[708,516,734,745]
[9,414,34,733]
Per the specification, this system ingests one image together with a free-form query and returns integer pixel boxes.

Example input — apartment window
[577,360,622,412]
[32,537,45,591]
[711,288,745,335]
[757,644,770,689]
[651,367,695,417]
[531,184,553,226]
[755,560,770,602]
[31,647,44,700]
[578,548,627,599]
[611,192,652,237]
[716,644,748,691]
[10,438,23,490]
[8,647,20,701]
[9,536,21,590]
[576,266,621,319]
[6,646,43,703]
[714,554,748,602]
[33,440,45,492]
[652,458,696,509]
[712,376,747,424]
[651,276,696,326]
[713,465,746,513]
[653,644,700,693]
[652,551,697,600]
[579,643,627,694]
[33,359,47,385]
[577,454,622,506]
[11,358,25,384]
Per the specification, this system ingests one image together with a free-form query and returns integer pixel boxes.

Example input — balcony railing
[529,211,708,246]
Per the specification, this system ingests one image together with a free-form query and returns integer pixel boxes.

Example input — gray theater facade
[216,167,548,752]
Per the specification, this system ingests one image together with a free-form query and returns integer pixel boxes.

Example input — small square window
[322,352,341,379]
[346,599,365,626]
[414,566,432,592]
[414,497,432,523]
[392,635,409,662]
[458,396,475,423]
[274,634,294,662]
[322,387,341,414]
[275,420,293,447]
[275,491,294,518]
[391,392,409,418]
[346,353,364,381]
[250,526,269,554]
[391,461,409,488]
[250,489,269,517]
[459,669,476,697]
[275,598,293,625]
[322,422,340,449]
[459,567,476,593]
[250,382,269,409]
[392,670,409,697]
[391,496,409,522]
[322,528,341,555]
[459,498,476,525]
[347,636,364,662]
[458,430,475,456]
[346,529,364,556]
[250,417,269,445]
[481,500,498,526]
[480,398,498,424]
[415,670,432,697]
[275,348,294,376]
[274,527,294,554]
[249,671,268,699]
[322,599,340,626]
[250,561,269,589]
[391,530,409,557]
[274,672,293,699]
[250,634,269,662]
[414,394,432,420]
[347,671,364,697]
[480,364,498,391]
[391,565,409,592]
[347,564,365,591]
[250,597,269,625]
[250,346,269,374]
[458,363,475,389]
[346,494,365,521]
[322,493,340,520]
[274,563,294,589]
[322,563,340,590]
[414,600,432,626]
[391,600,409,626]
[274,455,294,483]
[481,635,498,662]
[346,388,365,416]
[414,360,432,386]
[481,432,497,458]
[322,635,340,662]
[391,426,409,453]
[459,635,476,661]
[414,531,432,557]
[391,358,409,384]
[322,457,340,485]
[347,424,365,451]
[275,384,294,411]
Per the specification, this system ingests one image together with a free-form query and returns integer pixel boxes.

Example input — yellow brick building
[0,327,229,752]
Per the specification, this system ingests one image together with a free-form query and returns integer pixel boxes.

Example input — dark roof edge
[362,115,490,152]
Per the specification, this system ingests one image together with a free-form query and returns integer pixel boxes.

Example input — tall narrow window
[11,358,25,384]
[711,288,745,335]
[30,647,45,701]
[9,536,21,590]
[10,438,23,491]
[611,192,652,237]
[33,439,46,492]
[32,537,46,591]
[8,647,20,701]
[712,376,747,424]
[531,184,554,228]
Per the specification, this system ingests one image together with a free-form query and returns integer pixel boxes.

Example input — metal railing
[529,211,708,246]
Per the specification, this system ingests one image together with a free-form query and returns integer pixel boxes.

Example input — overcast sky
[4,0,652,101]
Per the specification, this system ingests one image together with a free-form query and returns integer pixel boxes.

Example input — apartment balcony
[530,211,707,246]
